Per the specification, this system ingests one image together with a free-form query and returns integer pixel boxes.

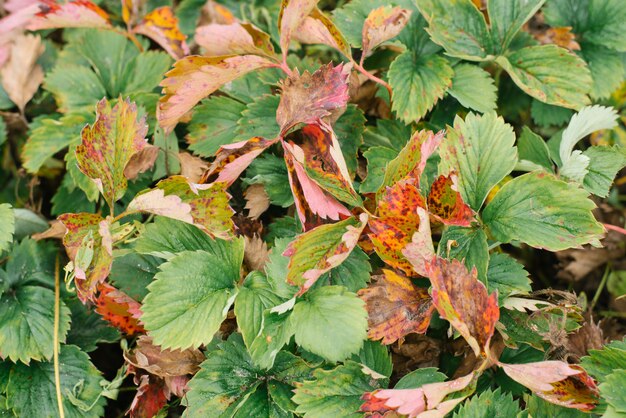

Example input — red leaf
[94,283,144,335]
[195,22,275,58]
[499,361,599,412]
[369,180,426,276]
[133,6,189,59]
[58,213,112,302]
[358,269,434,344]
[427,173,475,226]
[158,55,275,132]
[129,374,169,418]
[27,0,111,30]
[425,257,499,357]
[277,62,350,133]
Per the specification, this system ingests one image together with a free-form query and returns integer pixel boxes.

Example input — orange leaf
[27,0,111,30]
[94,283,144,335]
[535,26,581,51]
[134,6,189,59]
[427,173,475,226]
[425,256,499,357]
[358,269,434,344]
[369,180,426,275]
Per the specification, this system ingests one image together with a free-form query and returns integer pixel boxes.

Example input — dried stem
[54,255,65,418]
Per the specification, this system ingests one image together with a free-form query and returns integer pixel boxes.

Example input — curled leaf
[124,335,204,378]
[158,55,275,132]
[358,269,434,344]
[427,173,475,226]
[133,6,189,59]
[362,6,411,59]
[195,22,274,57]
[27,0,111,30]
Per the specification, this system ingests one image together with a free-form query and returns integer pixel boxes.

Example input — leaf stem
[54,255,65,418]
[352,61,393,101]
[603,222,626,236]
[590,264,610,311]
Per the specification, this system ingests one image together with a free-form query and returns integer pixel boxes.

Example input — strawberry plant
[1,0,626,416]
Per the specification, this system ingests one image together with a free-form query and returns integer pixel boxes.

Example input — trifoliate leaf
[244,153,293,207]
[141,241,244,350]
[4,345,107,418]
[290,286,368,362]
[453,388,521,417]
[417,0,492,60]
[438,226,489,282]
[600,370,626,413]
[185,334,312,417]
[388,51,454,123]
[483,171,605,251]
[487,0,545,53]
[235,271,283,350]
[495,45,592,109]
[582,146,626,198]
[108,253,160,301]
[293,360,385,418]
[448,64,497,113]
[234,94,281,142]
[581,44,626,100]
[0,204,14,254]
[524,395,589,418]
[0,240,70,363]
[530,100,573,128]
[186,96,245,157]
[439,112,517,211]
[580,338,626,382]
[486,253,531,302]
[517,126,553,171]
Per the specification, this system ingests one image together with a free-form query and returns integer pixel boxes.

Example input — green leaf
[600,370,626,413]
[495,45,592,109]
[187,96,245,158]
[185,334,311,418]
[517,126,553,171]
[394,367,447,389]
[362,119,412,151]
[244,153,293,207]
[290,286,367,362]
[235,271,283,350]
[438,226,489,282]
[448,64,497,113]
[439,112,517,211]
[314,246,371,292]
[22,113,89,173]
[487,0,545,53]
[65,297,120,352]
[108,253,160,301]
[454,388,521,417]
[221,70,274,103]
[249,309,295,370]
[581,44,626,100]
[13,209,48,240]
[354,340,393,380]
[417,0,492,60]
[544,0,626,52]
[388,51,454,123]
[293,360,385,418]
[524,394,589,418]
[582,146,626,198]
[0,118,6,146]
[0,204,14,254]
[141,241,244,350]
[44,64,107,112]
[4,345,107,418]
[334,104,366,175]
[486,253,531,301]
[530,100,573,128]
[0,240,71,363]
[483,171,605,251]
[65,142,100,202]
[152,128,181,179]
[234,94,281,141]
[360,147,397,194]
[580,338,626,382]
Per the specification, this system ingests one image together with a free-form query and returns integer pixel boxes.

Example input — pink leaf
[362,6,411,59]
[278,0,318,61]
[27,0,111,30]
[401,207,435,277]
[195,22,274,57]
[127,188,193,224]
[293,7,351,57]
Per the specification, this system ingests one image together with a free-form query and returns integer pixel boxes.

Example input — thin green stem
[590,264,610,311]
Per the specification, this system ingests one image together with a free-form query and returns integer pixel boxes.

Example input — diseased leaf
[75,97,149,210]
[27,0,111,30]
[487,0,545,53]
[158,55,275,132]
[124,335,204,378]
[278,0,319,61]
[294,7,352,57]
[133,6,190,59]
[284,214,367,294]
[94,283,144,335]
[58,213,113,301]
[361,6,412,59]
[426,256,499,356]
[495,45,592,110]
[427,173,475,226]
[499,361,599,412]
[358,269,434,344]
[196,22,275,57]
[439,112,517,211]
[0,34,44,113]
[482,171,605,251]
[276,63,350,133]
[388,51,454,123]
[583,146,626,198]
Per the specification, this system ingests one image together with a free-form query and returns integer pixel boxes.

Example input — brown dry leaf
[565,315,604,362]
[124,144,159,180]
[536,26,581,51]
[358,269,435,345]
[244,183,270,220]
[32,220,66,240]
[244,234,270,272]
[391,334,442,377]
[556,229,625,281]
[125,335,204,378]
[178,151,208,183]
[0,33,44,112]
